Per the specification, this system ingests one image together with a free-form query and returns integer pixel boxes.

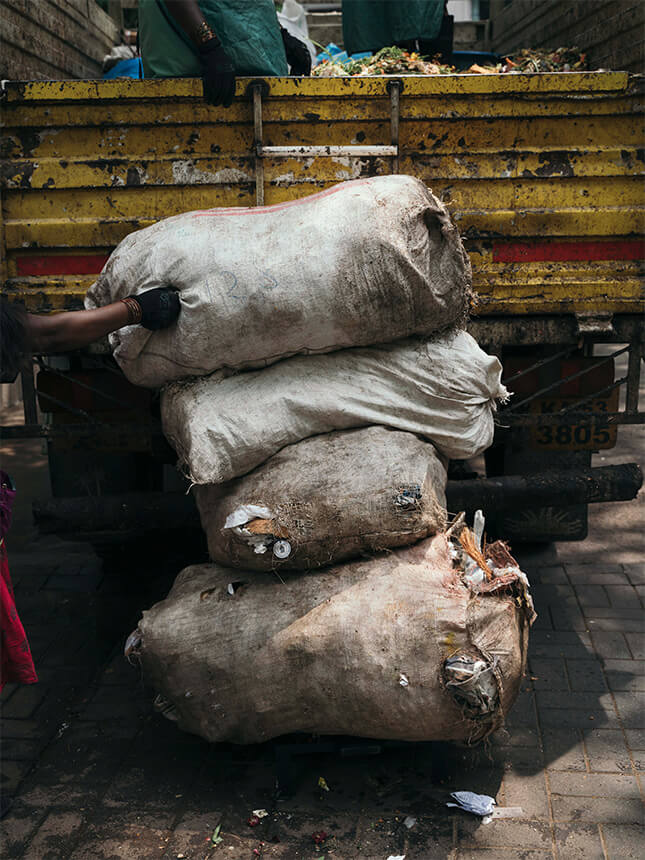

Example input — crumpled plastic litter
[444,654,498,715]
[224,505,275,554]
[447,791,496,816]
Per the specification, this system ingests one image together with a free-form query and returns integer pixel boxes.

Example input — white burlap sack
[131,533,534,744]
[195,426,448,571]
[85,176,471,387]
[162,330,508,485]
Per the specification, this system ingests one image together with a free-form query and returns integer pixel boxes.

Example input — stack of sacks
[90,176,534,745]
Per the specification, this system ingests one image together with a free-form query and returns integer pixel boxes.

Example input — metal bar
[626,341,643,414]
[388,80,401,174]
[20,364,38,424]
[0,422,163,440]
[252,84,264,206]
[501,345,577,386]
[448,463,642,516]
[35,390,95,422]
[258,145,398,157]
[34,360,140,411]
[31,463,643,536]
[503,345,630,413]
[496,412,644,427]
[558,376,627,414]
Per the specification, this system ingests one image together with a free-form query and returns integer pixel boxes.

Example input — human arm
[164,0,235,106]
[27,288,180,354]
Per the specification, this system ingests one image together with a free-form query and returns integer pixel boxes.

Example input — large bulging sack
[162,330,508,485]
[195,426,448,572]
[130,533,535,745]
[85,176,471,387]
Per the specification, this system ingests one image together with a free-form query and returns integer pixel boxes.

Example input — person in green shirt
[342,0,449,58]
[138,0,311,107]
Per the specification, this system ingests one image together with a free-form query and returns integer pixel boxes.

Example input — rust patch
[535,150,574,177]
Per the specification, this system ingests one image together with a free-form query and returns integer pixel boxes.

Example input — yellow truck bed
[1,72,643,317]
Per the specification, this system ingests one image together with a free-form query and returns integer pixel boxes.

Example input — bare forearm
[27,303,130,354]
[165,0,217,46]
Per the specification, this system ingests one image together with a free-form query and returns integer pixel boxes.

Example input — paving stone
[625,632,645,660]
[542,730,587,772]
[548,603,587,632]
[531,564,567,584]
[574,585,610,607]
[67,822,173,860]
[0,719,46,740]
[24,811,85,860]
[553,824,604,859]
[548,771,640,797]
[0,738,45,761]
[566,563,625,580]
[602,824,644,859]
[0,802,45,859]
[502,769,549,819]
[527,657,569,690]
[602,659,644,692]
[589,632,632,660]
[624,729,645,750]
[535,691,614,712]
[585,613,643,634]
[604,585,642,607]
[456,852,553,860]
[492,726,540,748]
[456,819,552,850]
[0,685,47,719]
[539,708,616,729]
[622,562,645,585]
[566,658,608,692]
[529,631,593,660]
[0,760,32,795]
[551,794,643,824]
[584,729,634,773]
[612,691,645,728]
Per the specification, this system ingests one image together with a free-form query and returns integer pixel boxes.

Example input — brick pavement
[1,425,643,858]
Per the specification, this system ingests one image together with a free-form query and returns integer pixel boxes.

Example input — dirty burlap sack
[129,533,535,745]
[195,426,448,572]
[85,175,471,387]
[162,330,508,485]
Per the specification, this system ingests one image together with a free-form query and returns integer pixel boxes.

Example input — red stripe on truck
[16,254,110,276]
[493,240,645,263]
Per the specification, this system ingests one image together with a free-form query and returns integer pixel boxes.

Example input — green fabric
[139,0,289,78]
[342,0,444,54]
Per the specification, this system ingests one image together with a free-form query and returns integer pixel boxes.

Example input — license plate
[530,390,619,450]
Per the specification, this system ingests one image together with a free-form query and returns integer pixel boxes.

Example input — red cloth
[1,541,38,689]
[0,471,37,691]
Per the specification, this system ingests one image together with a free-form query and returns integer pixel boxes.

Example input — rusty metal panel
[1,72,643,317]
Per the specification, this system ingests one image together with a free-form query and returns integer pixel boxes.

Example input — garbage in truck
[85,176,472,388]
[195,426,448,571]
[127,525,535,745]
[161,329,508,486]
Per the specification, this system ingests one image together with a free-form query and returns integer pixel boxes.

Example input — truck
[1,71,643,544]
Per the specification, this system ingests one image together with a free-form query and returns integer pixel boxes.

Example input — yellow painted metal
[1,72,643,316]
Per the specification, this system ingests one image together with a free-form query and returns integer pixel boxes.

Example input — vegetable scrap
[313,46,453,77]
[312,45,588,77]
[312,830,328,846]
[318,776,330,792]
[210,824,223,846]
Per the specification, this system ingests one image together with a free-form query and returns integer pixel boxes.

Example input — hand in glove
[123,288,181,331]
[280,27,311,76]
[199,38,236,107]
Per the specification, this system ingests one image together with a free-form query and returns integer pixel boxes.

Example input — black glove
[131,288,181,331]
[280,27,311,76]
[199,38,235,107]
